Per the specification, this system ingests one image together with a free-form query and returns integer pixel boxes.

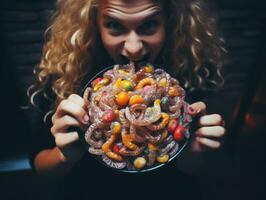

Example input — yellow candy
[93,78,110,92]
[114,78,122,88]
[129,95,144,105]
[156,154,169,163]
[121,80,134,91]
[148,143,157,151]
[144,64,154,73]
[99,78,110,85]
[111,122,122,134]
[159,78,167,87]
[134,157,147,170]
[118,69,129,76]
[154,99,161,105]
[93,83,103,92]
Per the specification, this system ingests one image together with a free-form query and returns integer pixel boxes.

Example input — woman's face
[97,0,166,66]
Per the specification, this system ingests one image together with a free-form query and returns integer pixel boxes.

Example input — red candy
[113,143,121,154]
[167,118,179,133]
[91,77,102,88]
[102,110,116,123]
[173,125,186,141]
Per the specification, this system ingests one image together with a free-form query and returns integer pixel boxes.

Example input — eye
[105,21,125,33]
[138,20,159,34]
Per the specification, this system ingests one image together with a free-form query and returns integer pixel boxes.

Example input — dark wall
[0,0,56,157]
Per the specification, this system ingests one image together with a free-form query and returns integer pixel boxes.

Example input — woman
[28,0,225,199]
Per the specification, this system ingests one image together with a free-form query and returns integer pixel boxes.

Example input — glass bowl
[80,63,192,173]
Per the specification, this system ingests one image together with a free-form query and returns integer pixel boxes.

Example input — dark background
[0,0,265,200]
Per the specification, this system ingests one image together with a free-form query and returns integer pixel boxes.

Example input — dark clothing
[28,102,202,200]
[60,155,201,199]
[27,67,205,200]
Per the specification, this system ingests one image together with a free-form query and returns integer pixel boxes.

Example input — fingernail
[188,106,194,112]
[188,106,195,114]
[83,114,89,123]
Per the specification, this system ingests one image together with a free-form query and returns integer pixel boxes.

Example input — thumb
[187,101,206,117]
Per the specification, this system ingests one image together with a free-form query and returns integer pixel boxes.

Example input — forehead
[97,0,162,18]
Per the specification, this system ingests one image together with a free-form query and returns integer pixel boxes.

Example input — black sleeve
[26,98,56,172]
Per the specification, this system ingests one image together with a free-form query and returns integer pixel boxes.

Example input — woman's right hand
[51,94,89,164]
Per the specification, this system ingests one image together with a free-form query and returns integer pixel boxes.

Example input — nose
[122,31,145,61]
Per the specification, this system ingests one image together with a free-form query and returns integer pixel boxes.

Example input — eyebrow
[103,11,161,23]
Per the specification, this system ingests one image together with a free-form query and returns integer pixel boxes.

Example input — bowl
[80,63,192,173]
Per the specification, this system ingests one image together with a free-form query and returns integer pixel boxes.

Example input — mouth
[120,54,151,69]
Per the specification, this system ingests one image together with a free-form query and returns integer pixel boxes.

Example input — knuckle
[68,94,84,106]
[200,101,206,107]
[68,94,80,101]
[68,94,77,99]
[59,99,69,111]
[63,115,79,126]
[50,126,56,135]
[55,135,65,148]
[72,108,84,121]
[199,101,207,110]
[55,133,78,148]
[51,114,56,124]
[62,115,73,124]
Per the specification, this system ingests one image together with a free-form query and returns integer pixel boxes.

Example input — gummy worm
[135,77,156,90]
[85,123,103,148]
[146,113,169,131]
[102,129,123,161]
[102,155,126,169]
[121,129,138,150]
[89,147,103,155]
[119,146,145,156]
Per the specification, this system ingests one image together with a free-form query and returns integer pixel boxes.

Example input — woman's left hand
[188,101,226,152]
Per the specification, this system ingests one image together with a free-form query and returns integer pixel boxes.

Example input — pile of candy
[83,63,192,171]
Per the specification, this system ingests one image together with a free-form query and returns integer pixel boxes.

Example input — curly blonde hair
[29,0,225,115]
[160,0,225,93]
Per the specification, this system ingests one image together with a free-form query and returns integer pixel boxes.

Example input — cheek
[146,28,166,54]
[100,31,122,55]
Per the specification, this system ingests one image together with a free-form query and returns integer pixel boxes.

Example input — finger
[199,114,223,126]
[51,115,86,134]
[68,94,86,109]
[54,131,79,149]
[52,99,89,125]
[196,137,221,149]
[187,101,206,116]
[196,126,226,138]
